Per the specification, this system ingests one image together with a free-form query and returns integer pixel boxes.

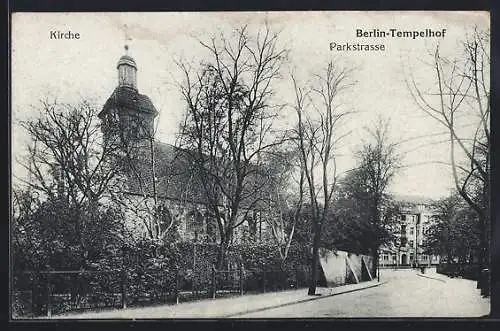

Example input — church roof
[99,86,158,118]
[123,142,213,205]
[123,141,274,209]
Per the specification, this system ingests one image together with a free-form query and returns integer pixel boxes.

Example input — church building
[98,46,272,245]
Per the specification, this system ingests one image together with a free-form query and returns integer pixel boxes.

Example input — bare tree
[406,28,490,269]
[19,100,119,205]
[263,149,305,263]
[291,61,355,295]
[349,117,401,274]
[17,100,124,268]
[177,24,288,269]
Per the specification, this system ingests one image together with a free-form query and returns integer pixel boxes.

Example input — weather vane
[124,24,132,53]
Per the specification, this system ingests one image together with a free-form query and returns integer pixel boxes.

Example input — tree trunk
[372,247,379,278]
[308,227,321,295]
[478,214,488,269]
[216,233,231,270]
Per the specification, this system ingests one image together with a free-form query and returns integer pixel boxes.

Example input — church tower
[98,45,158,146]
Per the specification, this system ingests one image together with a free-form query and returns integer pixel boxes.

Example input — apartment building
[379,195,440,267]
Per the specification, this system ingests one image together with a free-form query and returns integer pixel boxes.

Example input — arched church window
[119,66,129,85]
[245,212,257,238]
[107,112,120,131]
[129,119,139,138]
[186,209,204,241]
[156,205,173,236]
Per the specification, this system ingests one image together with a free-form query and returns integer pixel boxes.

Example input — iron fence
[436,262,480,280]
[13,263,313,318]
[12,269,179,318]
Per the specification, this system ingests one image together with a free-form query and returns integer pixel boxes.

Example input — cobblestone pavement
[238,268,490,318]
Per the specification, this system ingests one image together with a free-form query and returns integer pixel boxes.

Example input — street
[236,268,490,318]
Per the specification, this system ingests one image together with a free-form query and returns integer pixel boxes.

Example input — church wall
[117,192,220,244]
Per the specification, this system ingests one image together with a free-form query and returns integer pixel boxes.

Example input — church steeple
[117,44,138,90]
[99,37,158,145]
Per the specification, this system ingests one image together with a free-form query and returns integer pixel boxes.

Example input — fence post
[239,262,244,296]
[31,272,36,317]
[46,273,52,318]
[121,269,127,309]
[211,265,216,299]
[175,266,180,305]
[192,243,197,296]
[262,264,266,293]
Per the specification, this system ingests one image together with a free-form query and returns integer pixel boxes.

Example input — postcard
[10,11,490,319]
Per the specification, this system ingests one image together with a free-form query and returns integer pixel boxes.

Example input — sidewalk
[417,268,448,282]
[54,280,385,319]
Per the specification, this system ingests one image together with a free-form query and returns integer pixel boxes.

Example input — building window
[393,255,397,261]
[410,253,414,261]
[422,255,428,261]
[383,255,388,261]
[401,224,406,233]
[401,237,407,247]
[409,240,414,247]
[410,227,414,235]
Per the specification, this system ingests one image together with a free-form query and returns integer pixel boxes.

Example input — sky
[11,11,490,200]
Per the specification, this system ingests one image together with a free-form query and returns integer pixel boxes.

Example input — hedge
[12,240,312,317]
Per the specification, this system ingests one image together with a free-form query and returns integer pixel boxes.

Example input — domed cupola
[117,45,138,89]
